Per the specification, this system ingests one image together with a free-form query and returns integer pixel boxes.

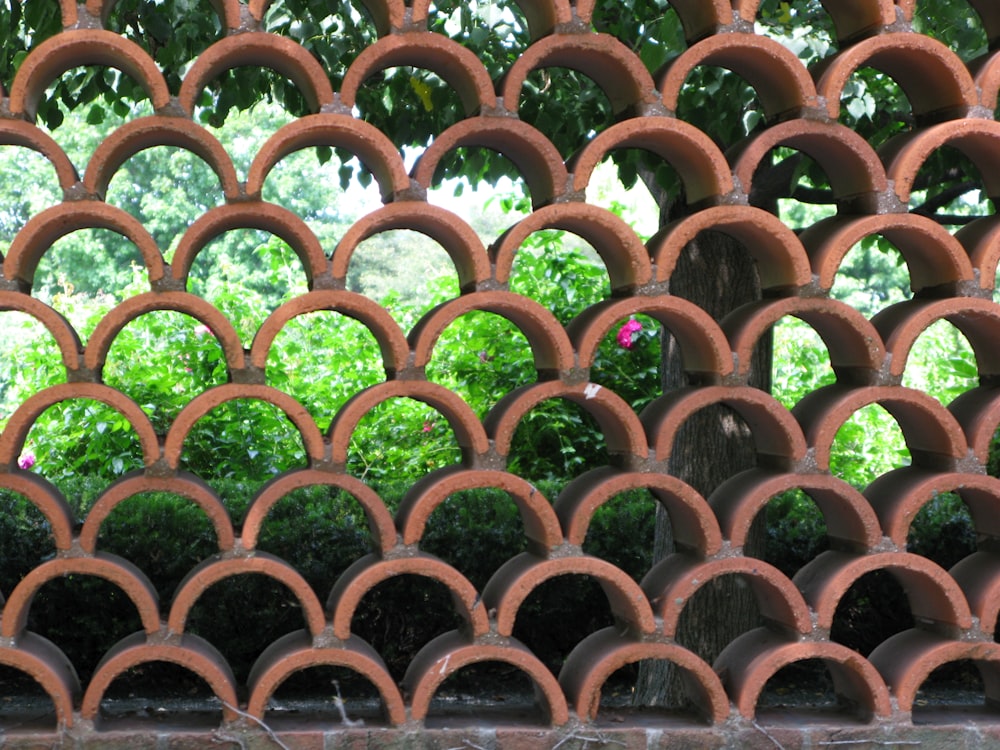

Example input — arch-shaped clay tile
[327,553,488,639]
[8,30,171,120]
[967,0,1000,47]
[499,34,658,117]
[659,34,819,121]
[482,552,656,636]
[813,33,978,122]
[793,384,969,470]
[570,119,733,206]
[951,551,1000,637]
[710,468,881,552]
[794,550,973,631]
[491,203,651,293]
[0,383,160,469]
[955,215,1000,288]
[79,471,234,554]
[84,291,245,375]
[165,384,323,468]
[880,119,1000,205]
[559,627,728,722]
[0,293,82,372]
[722,298,885,382]
[341,33,496,115]
[168,552,326,636]
[816,0,896,44]
[655,0,731,43]
[173,203,327,289]
[333,203,490,291]
[410,291,574,375]
[246,630,405,724]
[395,466,562,552]
[866,467,1000,546]
[2,552,161,638]
[329,380,489,464]
[84,116,240,201]
[555,466,722,556]
[800,213,975,296]
[487,0,571,40]
[0,473,74,551]
[178,33,334,115]
[81,631,239,722]
[247,114,409,203]
[869,628,1000,712]
[0,119,78,191]
[411,119,567,208]
[729,120,887,206]
[716,626,891,719]
[403,630,568,724]
[647,205,812,292]
[873,298,1000,380]
[642,386,808,465]
[486,380,647,462]
[250,290,407,378]
[0,631,79,727]
[4,202,165,290]
[568,296,731,379]
[642,554,811,637]
[970,48,1000,111]
[950,387,1000,465]
[241,469,397,554]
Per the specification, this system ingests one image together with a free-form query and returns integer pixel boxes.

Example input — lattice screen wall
[3,0,1000,741]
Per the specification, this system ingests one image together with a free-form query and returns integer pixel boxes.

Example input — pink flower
[194,324,214,337]
[17,451,35,470]
[422,421,434,433]
[616,319,643,350]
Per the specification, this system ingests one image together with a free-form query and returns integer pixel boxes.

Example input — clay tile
[482,551,657,636]
[8,30,171,120]
[0,383,160,470]
[951,550,1000,637]
[2,552,161,638]
[656,0,731,43]
[410,291,575,374]
[247,114,409,204]
[950,387,1000,464]
[164,383,324,468]
[395,466,562,552]
[794,550,974,631]
[879,119,1000,205]
[168,552,326,636]
[800,214,975,296]
[728,120,887,207]
[83,291,246,375]
[327,553,488,639]
[970,48,1000,111]
[83,116,240,201]
[341,33,496,115]
[79,471,234,554]
[334,203,490,291]
[793,384,969,471]
[328,380,489,464]
[570,118,734,206]
[499,34,658,117]
[179,33,335,115]
[411,119,568,208]
[4,202,166,291]
[559,626,728,723]
[567,296,732,379]
[490,203,652,294]
[647,205,812,292]
[173,203,328,290]
[250,290,407,379]
[0,120,79,191]
[0,472,75,551]
[955,215,1000,289]
[643,385,808,465]
[241,469,397,555]
[814,33,979,122]
[485,381,648,463]
[402,630,568,724]
[0,631,79,726]
[820,1,912,44]
[246,630,406,724]
[80,631,239,722]
[709,468,882,552]
[715,626,892,719]
[642,554,812,637]
[968,0,1000,48]
[0,293,83,373]
[460,0,569,40]
[659,34,820,121]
